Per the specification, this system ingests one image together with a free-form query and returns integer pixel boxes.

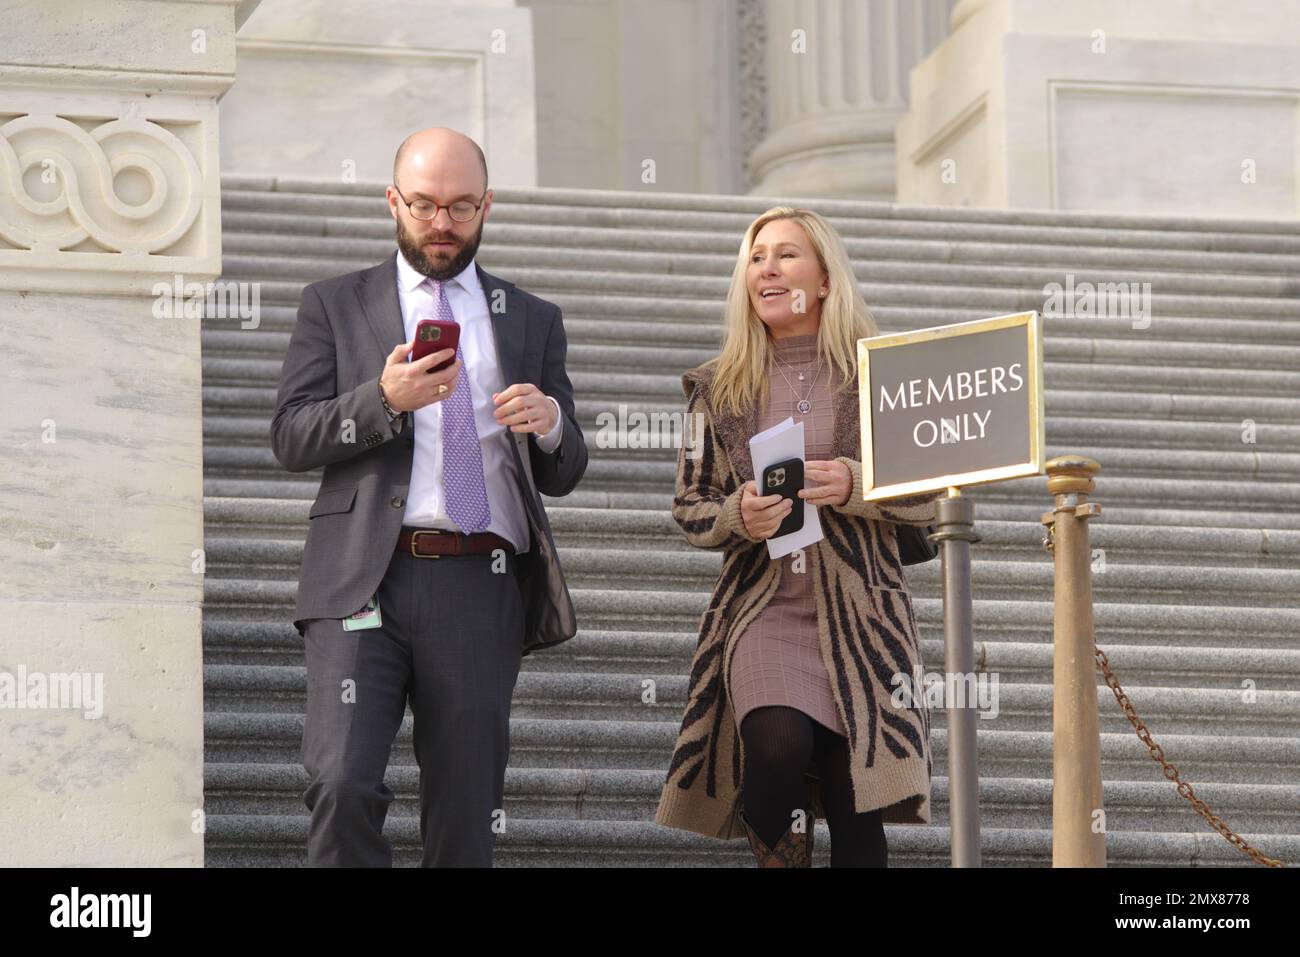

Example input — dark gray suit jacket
[270,255,588,656]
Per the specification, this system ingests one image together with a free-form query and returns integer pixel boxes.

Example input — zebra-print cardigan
[653,359,944,840]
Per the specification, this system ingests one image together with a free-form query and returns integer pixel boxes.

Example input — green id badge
[342,594,382,631]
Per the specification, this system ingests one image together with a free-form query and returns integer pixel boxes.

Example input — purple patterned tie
[425,278,491,533]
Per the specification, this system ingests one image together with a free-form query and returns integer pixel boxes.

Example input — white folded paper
[748,416,825,559]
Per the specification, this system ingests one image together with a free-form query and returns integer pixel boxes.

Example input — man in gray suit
[270,127,587,867]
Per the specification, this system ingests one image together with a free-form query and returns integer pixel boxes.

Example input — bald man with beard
[271,128,588,867]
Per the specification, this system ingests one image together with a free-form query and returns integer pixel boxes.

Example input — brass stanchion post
[1040,454,1105,867]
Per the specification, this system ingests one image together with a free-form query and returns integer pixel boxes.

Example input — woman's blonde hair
[708,206,879,418]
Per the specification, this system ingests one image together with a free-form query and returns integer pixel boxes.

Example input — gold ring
[438,384,448,395]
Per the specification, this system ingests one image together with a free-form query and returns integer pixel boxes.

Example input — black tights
[740,705,888,867]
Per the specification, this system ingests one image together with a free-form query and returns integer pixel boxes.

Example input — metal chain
[1094,647,1283,867]
[1040,525,1283,867]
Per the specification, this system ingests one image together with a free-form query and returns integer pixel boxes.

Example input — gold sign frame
[856,310,1045,501]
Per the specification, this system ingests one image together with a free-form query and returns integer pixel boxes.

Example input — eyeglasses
[391,184,486,223]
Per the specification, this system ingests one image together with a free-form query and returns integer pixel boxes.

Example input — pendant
[797,373,805,381]
[797,399,812,414]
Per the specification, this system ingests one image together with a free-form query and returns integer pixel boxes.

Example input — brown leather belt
[397,527,514,558]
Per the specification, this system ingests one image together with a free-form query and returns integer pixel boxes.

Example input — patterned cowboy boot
[739,806,815,867]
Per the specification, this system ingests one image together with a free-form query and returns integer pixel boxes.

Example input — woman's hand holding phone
[740,480,794,539]
[741,457,852,539]
[799,459,852,507]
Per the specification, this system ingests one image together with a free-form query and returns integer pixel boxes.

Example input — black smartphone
[761,457,804,538]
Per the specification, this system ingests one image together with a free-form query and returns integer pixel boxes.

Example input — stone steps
[217,249,1300,305]
[198,461,1300,521]
[203,439,1300,486]
[202,762,1300,834]
[202,481,1300,536]
[199,178,1300,867]
[202,620,1300,690]
[203,664,1300,738]
[210,270,1300,321]
[219,175,1300,247]
[200,354,1300,406]
[200,369,1300,423]
[199,541,1300,610]
[201,587,1300,651]
[201,814,1300,867]
[203,410,1300,464]
[200,507,1300,565]
[220,221,1300,279]
[204,299,1300,349]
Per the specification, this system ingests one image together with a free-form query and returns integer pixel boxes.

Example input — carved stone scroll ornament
[0,113,202,255]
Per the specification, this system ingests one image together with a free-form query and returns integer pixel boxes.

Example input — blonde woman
[654,207,942,867]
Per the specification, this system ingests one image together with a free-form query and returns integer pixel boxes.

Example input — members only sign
[857,311,1045,499]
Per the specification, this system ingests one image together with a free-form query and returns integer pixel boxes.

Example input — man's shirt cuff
[533,395,564,453]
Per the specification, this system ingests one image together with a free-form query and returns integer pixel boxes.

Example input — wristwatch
[378,380,405,432]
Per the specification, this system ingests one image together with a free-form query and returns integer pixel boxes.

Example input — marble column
[745,0,952,199]
[0,0,255,865]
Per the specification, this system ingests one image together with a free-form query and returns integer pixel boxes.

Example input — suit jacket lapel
[476,263,525,387]
[357,256,405,352]
[476,263,542,506]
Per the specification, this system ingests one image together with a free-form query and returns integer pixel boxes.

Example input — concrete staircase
[201,176,1300,866]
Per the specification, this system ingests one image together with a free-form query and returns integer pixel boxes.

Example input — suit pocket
[309,486,357,518]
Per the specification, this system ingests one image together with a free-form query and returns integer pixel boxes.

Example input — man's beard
[396,217,483,281]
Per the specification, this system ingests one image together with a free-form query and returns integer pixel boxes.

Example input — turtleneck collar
[769,331,818,363]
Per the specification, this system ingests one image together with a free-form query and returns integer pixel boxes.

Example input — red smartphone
[411,319,459,373]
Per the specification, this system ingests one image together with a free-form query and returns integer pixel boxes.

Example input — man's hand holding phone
[378,338,461,413]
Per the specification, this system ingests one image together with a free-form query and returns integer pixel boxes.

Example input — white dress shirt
[394,251,563,552]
